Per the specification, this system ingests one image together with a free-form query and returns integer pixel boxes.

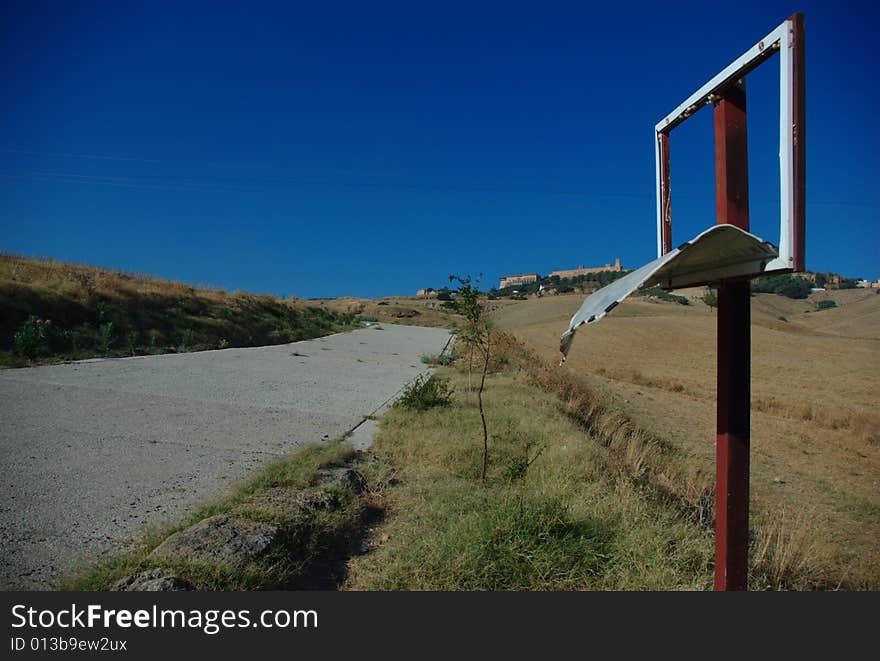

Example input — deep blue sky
[2,1,877,298]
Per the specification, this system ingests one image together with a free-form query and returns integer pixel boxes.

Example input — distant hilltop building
[795,271,879,289]
[416,288,438,298]
[499,272,539,289]
[549,258,622,280]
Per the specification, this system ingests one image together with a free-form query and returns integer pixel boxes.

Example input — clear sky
[2,1,877,298]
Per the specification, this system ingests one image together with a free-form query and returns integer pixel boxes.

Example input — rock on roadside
[112,467,370,590]
[316,467,365,493]
[148,515,279,568]
[111,569,193,592]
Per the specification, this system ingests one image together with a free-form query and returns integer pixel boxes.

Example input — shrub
[751,274,812,299]
[70,326,90,353]
[14,317,70,358]
[641,287,689,305]
[99,322,115,352]
[179,328,196,349]
[816,300,837,311]
[701,291,718,309]
[395,374,453,411]
[13,316,46,359]
[125,330,138,356]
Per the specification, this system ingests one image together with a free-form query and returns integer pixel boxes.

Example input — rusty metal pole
[713,81,750,591]
[659,132,673,255]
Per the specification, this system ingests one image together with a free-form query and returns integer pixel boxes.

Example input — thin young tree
[702,289,718,312]
[450,274,492,481]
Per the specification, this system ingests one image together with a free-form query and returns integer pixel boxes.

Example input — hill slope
[0,254,357,365]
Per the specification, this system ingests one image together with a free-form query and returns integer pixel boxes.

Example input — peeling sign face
[559,224,777,361]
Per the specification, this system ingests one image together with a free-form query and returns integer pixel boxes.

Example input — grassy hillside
[0,253,358,366]
[492,288,880,587]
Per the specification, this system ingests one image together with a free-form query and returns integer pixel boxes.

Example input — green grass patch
[814,479,880,518]
[357,485,611,590]
[346,370,715,590]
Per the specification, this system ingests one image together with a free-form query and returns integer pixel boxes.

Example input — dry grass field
[493,288,880,586]
[311,295,462,329]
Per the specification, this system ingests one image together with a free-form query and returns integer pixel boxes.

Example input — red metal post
[659,132,672,255]
[713,82,750,591]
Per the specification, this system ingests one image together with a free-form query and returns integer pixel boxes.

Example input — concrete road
[0,324,450,589]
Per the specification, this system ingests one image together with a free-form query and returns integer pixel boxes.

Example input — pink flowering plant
[13,316,59,360]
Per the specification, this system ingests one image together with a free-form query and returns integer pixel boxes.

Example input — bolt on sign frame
[654,13,805,590]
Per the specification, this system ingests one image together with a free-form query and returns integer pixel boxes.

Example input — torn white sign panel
[560,224,777,360]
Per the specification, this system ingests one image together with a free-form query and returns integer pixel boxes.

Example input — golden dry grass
[0,252,235,303]
[493,289,880,587]
[311,295,520,330]
[309,296,459,328]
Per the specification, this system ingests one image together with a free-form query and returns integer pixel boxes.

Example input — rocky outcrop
[111,569,193,592]
[316,467,365,493]
[148,515,279,568]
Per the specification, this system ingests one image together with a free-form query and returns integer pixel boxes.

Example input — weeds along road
[0,324,450,589]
